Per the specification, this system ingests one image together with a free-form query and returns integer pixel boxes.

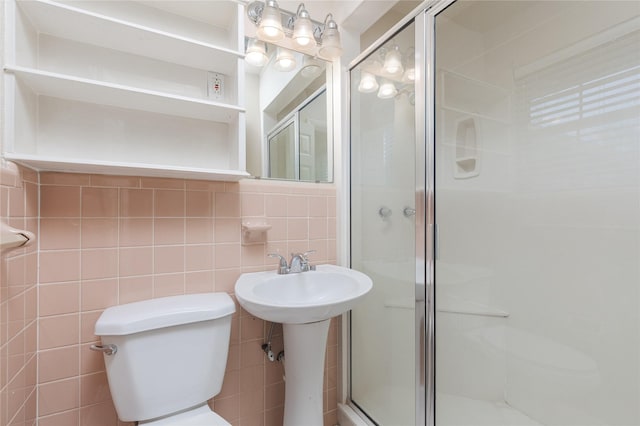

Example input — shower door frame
[422,2,457,426]
[343,1,449,425]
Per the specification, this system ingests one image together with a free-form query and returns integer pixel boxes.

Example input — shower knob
[378,206,392,218]
[403,207,416,217]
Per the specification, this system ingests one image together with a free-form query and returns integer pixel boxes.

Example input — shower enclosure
[348,1,640,425]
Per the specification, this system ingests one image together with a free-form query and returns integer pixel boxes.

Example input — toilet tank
[94,293,236,422]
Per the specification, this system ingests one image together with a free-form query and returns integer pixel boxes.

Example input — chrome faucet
[268,250,316,274]
[268,253,289,274]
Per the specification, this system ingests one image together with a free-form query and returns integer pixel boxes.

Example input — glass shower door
[433,1,640,425]
[350,21,418,426]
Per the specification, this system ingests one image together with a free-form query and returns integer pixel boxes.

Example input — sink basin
[235,264,372,324]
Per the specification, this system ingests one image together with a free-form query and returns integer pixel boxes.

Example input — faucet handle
[267,253,289,274]
[296,250,316,260]
[290,250,316,272]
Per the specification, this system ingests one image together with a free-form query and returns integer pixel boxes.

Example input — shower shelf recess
[2,0,248,181]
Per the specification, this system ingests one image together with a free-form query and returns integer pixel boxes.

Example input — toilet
[93,293,235,425]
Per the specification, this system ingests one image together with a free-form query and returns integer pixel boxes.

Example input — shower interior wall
[435,1,639,425]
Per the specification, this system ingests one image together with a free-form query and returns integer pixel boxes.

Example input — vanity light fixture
[275,47,297,72]
[256,0,285,42]
[245,38,269,67]
[356,47,415,98]
[247,1,342,59]
[358,71,379,93]
[377,79,398,99]
[318,14,342,60]
[292,3,315,48]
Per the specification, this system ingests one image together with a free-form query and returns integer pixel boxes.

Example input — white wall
[245,72,262,176]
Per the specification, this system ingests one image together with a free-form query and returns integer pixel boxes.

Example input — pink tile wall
[0,164,39,426]
[35,173,338,426]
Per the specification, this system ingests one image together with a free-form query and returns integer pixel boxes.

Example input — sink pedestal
[234,265,373,424]
[282,319,330,426]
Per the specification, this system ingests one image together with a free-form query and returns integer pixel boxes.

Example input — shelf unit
[3,0,249,180]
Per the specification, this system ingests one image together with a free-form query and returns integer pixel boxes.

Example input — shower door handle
[403,207,416,217]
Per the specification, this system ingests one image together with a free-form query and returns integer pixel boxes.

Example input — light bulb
[358,72,378,93]
[257,0,284,42]
[377,80,397,99]
[293,4,316,48]
[383,46,404,76]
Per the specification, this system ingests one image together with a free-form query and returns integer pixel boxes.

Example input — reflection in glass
[383,45,404,76]
[358,71,379,93]
[299,91,328,182]
[268,120,296,180]
[275,48,297,72]
[245,38,333,181]
[245,39,268,67]
[377,79,398,99]
[266,89,329,182]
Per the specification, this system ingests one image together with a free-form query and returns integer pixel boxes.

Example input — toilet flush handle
[90,343,118,356]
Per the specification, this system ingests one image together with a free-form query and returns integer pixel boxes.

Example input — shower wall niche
[438,70,511,188]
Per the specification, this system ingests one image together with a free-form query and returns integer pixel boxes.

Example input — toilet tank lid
[94,293,235,336]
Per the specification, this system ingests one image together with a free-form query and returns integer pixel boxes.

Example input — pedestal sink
[235,264,372,426]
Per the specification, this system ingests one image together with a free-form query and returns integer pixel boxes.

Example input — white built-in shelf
[16,0,243,74]
[4,153,250,181]
[6,66,244,123]
[4,0,247,181]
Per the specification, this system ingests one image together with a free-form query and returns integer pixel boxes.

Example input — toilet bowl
[93,293,235,425]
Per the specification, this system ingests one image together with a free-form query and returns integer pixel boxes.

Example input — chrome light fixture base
[247,1,343,60]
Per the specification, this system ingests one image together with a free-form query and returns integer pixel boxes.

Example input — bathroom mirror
[245,40,333,182]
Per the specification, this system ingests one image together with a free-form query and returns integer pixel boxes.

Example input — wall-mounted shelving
[3,0,248,180]
[6,66,244,122]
